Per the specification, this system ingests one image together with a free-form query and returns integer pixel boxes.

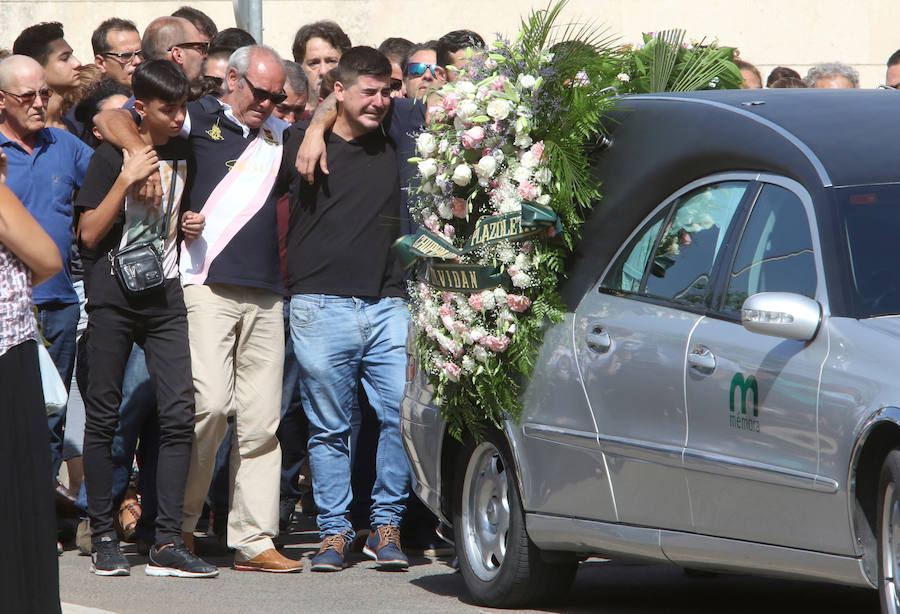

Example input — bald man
[141,16,208,83]
[0,55,94,486]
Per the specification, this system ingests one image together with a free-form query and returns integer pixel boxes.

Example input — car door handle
[586,326,611,353]
[688,346,716,372]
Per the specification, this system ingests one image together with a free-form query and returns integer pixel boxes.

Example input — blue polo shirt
[1,127,93,304]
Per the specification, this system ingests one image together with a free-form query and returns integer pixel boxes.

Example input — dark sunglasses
[390,78,403,91]
[406,63,439,77]
[2,87,53,105]
[168,41,209,55]
[102,50,143,64]
[243,75,288,104]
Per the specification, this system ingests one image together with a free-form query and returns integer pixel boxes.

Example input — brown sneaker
[310,532,350,572]
[233,548,301,573]
[363,525,409,569]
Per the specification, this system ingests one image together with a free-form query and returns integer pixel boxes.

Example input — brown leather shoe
[233,548,301,573]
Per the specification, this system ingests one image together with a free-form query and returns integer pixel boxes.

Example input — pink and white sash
[179,116,284,285]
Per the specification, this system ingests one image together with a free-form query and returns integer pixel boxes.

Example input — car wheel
[878,450,900,614]
[453,434,577,608]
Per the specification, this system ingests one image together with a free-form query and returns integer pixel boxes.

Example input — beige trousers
[181,283,284,559]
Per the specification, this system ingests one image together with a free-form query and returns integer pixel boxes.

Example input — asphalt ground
[60,512,880,614]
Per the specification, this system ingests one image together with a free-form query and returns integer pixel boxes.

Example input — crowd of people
[1,6,899,611]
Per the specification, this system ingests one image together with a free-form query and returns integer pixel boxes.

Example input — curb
[62,604,120,614]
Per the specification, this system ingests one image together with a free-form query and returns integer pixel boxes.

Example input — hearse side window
[603,181,748,306]
[722,184,816,316]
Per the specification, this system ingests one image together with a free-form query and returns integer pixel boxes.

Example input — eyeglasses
[168,41,209,55]
[243,75,288,104]
[390,78,403,92]
[879,84,900,90]
[406,63,439,77]
[2,88,53,106]
[102,50,143,65]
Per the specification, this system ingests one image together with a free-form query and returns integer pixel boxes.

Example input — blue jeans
[290,295,411,539]
[38,302,80,482]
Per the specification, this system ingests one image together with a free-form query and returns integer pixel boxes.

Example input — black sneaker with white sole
[146,543,219,578]
[91,535,130,576]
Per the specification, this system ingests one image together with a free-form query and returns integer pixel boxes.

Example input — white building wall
[0,0,894,88]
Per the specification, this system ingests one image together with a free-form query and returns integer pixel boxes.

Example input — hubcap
[461,441,511,582]
[882,482,900,613]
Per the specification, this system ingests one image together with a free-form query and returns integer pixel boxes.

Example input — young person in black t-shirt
[279,46,411,573]
[76,60,217,579]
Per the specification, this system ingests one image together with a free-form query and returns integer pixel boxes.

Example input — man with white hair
[95,45,298,573]
[804,62,859,88]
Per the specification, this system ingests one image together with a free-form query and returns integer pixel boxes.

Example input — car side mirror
[741,292,822,341]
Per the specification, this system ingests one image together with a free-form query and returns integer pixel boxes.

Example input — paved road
[60,516,880,614]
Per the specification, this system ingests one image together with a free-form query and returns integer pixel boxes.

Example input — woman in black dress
[0,180,64,613]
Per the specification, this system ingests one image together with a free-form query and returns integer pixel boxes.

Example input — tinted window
[644,182,746,305]
[838,184,900,317]
[603,182,747,305]
[722,184,816,315]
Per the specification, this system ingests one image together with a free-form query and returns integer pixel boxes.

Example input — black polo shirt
[279,123,405,298]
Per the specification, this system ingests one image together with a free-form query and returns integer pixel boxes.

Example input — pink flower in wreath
[443,361,462,381]
[443,224,456,239]
[480,335,510,352]
[507,294,532,312]
[530,141,545,161]
[490,75,506,91]
[424,214,440,233]
[451,197,467,218]
[468,293,483,311]
[520,241,534,255]
[441,92,460,116]
[518,181,538,201]
[461,126,485,149]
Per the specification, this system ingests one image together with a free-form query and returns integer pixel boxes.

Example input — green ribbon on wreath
[424,261,505,292]
[392,201,561,293]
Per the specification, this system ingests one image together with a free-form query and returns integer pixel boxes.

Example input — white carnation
[462,355,476,372]
[520,151,539,169]
[472,345,489,362]
[486,99,511,120]
[475,155,497,178]
[617,72,631,82]
[438,139,449,154]
[456,99,479,121]
[480,291,496,311]
[416,133,437,156]
[514,253,532,270]
[512,271,531,287]
[452,164,472,186]
[418,159,437,179]
[514,132,533,149]
[518,74,537,89]
[533,167,552,184]
[493,287,507,302]
[536,194,551,205]
[455,81,476,96]
[513,166,531,183]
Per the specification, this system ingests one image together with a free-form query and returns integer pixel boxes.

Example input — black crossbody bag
[108,163,176,295]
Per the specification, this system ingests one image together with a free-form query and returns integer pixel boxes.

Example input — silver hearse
[401,89,900,611]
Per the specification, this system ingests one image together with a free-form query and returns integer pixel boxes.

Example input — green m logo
[730,373,759,417]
